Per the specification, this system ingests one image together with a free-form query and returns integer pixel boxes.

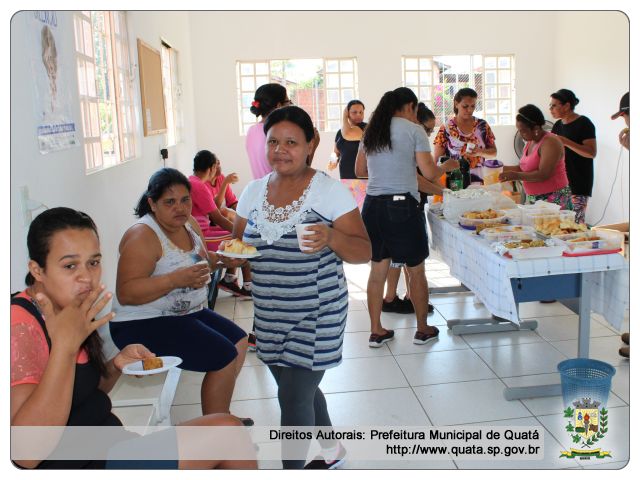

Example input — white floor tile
[395,349,497,386]
[321,356,409,393]
[387,327,469,356]
[112,404,155,426]
[344,309,373,333]
[213,299,235,319]
[502,373,626,416]
[535,315,619,342]
[347,299,367,311]
[325,388,431,426]
[610,364,629,404]
[453,416,581,469]
[342,331,393,359]
[518,300,576,318]
[414,378,530,425]
[474,342,568,377]
[429,293,475,305]
[173,370,205,405]
[232,365,279,401]
[234,300,254,319]
[537,406,629,466]
[435,302,492,321]
[462,329,545,349]
[550,336,631,367]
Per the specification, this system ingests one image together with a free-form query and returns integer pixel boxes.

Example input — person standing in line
[549,89,597,224]
[328,100,368,208]
[611,91,629,359]
[356,87,458,347]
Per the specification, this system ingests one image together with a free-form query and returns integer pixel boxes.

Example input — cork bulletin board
[137,39,167,136]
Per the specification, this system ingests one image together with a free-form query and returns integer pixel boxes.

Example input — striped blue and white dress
[236,171,357,371]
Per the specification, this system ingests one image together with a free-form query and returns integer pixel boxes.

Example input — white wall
[189,10,566,189]
[10,10,630,293]
[553,11,630,225]
[10,11,199,292]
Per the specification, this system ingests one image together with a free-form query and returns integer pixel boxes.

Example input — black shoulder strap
[11,296,52,350]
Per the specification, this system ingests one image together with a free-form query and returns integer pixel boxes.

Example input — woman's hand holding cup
[169,262,210,290]
[296,223,332,254]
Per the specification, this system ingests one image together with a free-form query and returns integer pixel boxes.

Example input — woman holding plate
[11,207,256,469]
[110,168,250,420]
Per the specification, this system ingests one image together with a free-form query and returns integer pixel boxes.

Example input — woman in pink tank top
[499,104,573,209]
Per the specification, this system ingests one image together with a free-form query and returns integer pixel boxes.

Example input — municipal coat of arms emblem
[560,398,612,459]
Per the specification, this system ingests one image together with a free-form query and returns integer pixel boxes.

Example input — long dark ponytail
[25,207,108,377]
[362,87,418,154]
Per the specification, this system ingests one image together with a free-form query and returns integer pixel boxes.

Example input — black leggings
[268,366,335,469]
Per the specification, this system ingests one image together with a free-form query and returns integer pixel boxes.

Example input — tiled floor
[112,253,630,470]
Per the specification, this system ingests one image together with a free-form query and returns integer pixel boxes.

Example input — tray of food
[495,238,566,260]
[517,200,561,213]
[530,212,587,236]
[458,209,507,228]
[479,225,536,242]
[554,230,624,255]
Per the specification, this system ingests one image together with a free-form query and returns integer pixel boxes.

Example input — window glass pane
[484,56,496,69]
[241,93,253,107]
[328,120,340,132]
[253,62,267,75]
[405,58,418,70]
[240,63,254,75]
[326,73,339,88]
[340,60,353,72]
[485,70,497,84]
[255,76,269,87]
[498,70,511,83]
[242,109,254,123]
[486,115,498,125]
[499,85,510,98]
[499,100,511,113]
[83,19,93,56]
[473,55,483,69]
[327,105,341,120]
[419,58,431,70]
[241,76,255,91]
[419,87,431,101]
[326,60,339,72]
[486,85,497,99]
[341,89,354,103]
[405,71,419,86]
[485,100,497,114]
[326,89,340,103]
[498,56,511,68]
[341,73,353,87]
[499,115,511,125]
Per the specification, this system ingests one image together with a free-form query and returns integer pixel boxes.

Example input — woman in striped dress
[230,106,371,469]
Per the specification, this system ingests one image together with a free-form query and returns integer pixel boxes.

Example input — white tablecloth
[427,211,629,330]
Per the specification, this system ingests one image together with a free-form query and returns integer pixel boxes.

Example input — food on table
[223,238,257,255]
[475,223,508,234]
[534,216,588,236]
[143,357,163,370]
[567,236,600,243]
[463,209,501,220]
[503,239,547,249]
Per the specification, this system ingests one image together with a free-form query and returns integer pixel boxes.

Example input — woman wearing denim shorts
[355,87,459,347]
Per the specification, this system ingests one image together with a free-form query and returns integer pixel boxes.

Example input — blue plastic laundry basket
[558,358,616,407]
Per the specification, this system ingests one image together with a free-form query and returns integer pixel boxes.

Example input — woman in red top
[10,207,256,469]
[499,104,573,209]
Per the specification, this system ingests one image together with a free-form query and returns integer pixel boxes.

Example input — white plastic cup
[195,260,211,284]
[295,223,315,252]
[466,142,476,153]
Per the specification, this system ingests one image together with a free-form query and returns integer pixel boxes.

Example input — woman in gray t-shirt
[355,87,458,348]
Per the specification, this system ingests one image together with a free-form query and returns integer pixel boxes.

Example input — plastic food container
[554,230,625,254]
[517,200,561,213]
[458,210,507,227]
[502,208,523,225]
[523,210,575,228]
[482,160,504,185]
[504,242,566,260]
[480,225,536,242]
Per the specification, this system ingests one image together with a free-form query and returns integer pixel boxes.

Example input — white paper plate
[122,356,182,376]
[215,250,260,259]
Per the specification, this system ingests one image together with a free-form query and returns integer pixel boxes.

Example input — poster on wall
[29,11,79,154]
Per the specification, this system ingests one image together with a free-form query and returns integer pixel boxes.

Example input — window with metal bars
[236,58,358,134]
[402,55,516,127]
[73,11,137,173]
